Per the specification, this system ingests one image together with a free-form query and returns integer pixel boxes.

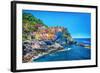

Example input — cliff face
[22,13,73,43]
[22,13,74,63]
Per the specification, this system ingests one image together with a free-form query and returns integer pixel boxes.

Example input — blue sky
[23,10,91,38]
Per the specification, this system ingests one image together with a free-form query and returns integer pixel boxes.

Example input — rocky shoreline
[75,42,91,49]
[23,41,64,63]
[22,13,90,63]
[22,37,90,63]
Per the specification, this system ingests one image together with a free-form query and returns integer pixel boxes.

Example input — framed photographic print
[11,1,98,72]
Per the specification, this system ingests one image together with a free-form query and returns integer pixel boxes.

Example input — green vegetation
[63,28,73,42]
[22,13,48,41]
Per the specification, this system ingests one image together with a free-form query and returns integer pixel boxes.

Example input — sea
[33,38,91,62]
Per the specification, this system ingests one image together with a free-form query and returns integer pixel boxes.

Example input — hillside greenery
[22,13,48,41]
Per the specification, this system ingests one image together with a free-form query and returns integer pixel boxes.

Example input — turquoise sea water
[33,38,91,62]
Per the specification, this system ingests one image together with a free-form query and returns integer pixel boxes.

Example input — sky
[23,10,91,38]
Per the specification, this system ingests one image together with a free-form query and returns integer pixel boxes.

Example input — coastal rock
[48,43,63,50]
